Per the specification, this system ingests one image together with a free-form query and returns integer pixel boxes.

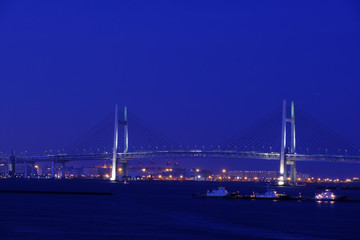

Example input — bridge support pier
[122,162,129,178]
[51,161,55,178]
[24,162,27,178]
[30,163,35,178]
[288,160,296,183]
[8,152,16,178]
[61,162,66,179]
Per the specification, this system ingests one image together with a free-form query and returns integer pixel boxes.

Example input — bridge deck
[2,150,360,163]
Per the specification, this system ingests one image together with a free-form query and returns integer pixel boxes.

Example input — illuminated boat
[206,187,229,197]
[315,189,336,200]
[255,185,289,199]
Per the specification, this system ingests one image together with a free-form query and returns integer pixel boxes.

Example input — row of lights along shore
[4,163,358,183]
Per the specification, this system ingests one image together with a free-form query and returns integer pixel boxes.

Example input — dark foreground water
[1,179,360,240]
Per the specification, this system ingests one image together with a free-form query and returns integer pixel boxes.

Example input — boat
[315,189,336,200]
[206,187,229,197]
[254,184,289,199]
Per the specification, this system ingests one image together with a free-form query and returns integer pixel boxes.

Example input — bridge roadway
[2,150,360,164]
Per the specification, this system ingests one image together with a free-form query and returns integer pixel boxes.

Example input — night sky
[1,1,360,177]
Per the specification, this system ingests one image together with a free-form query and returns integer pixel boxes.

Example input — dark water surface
[1,179,360,240]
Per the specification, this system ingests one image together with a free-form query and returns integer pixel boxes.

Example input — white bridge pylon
[111,105,129,180]
[278,100,296,185]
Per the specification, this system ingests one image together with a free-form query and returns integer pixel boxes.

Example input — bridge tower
[8,151,16,178]
[278,100,296,185]
[111,105,129,180]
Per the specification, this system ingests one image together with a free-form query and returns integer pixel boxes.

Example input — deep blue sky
[1,1,360,177]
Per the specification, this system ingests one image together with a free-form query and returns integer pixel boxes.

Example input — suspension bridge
[2,100,360,185]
